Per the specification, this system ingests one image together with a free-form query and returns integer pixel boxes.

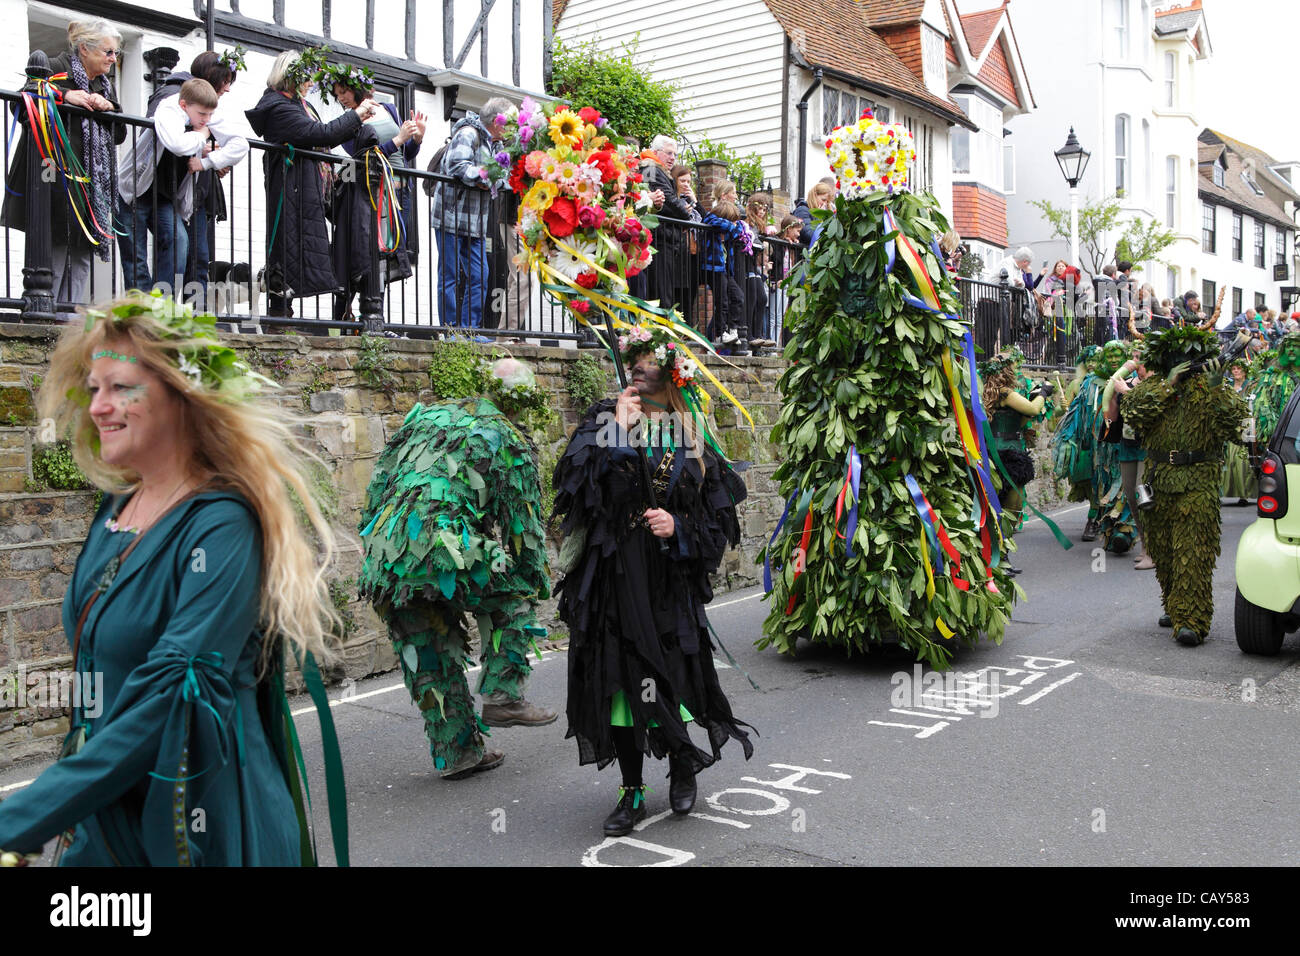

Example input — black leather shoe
[1080,518,1099,542]
[1004,564,1022,576]
[669,758,696,816]
[1175,627,1205,647]
[1158,614,1172,628]
[602,787,647,837]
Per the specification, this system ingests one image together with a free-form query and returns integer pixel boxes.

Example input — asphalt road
[4,501,1299,867]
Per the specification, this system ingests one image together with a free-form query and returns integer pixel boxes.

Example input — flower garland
[78,292,277,401]
[825,109,917,199]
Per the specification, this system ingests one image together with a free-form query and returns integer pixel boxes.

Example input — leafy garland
[1138,325,1218,375]
[76,292,276,403]
[284,45,333,94]
[218,44,248,76]
[317,61,376,103]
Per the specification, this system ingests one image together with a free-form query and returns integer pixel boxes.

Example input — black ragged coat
[245,89,362,298]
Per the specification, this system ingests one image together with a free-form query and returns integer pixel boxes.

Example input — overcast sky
[960,0,1300,165]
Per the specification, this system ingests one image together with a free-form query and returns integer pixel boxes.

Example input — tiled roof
[853,0,926,28]
[1198,144,1291,230]
[1201,128,1300,202]
[1154,10,1201,34]
[552,0,568,30]
[976,37,1019,109]
[765,0,974,128]
[960,5,1005,58]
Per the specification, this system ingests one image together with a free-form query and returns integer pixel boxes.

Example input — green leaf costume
[1122,348,1247,640]
[757,187,1016,668]
[1252,332,1300,445]
[357,398,550,772]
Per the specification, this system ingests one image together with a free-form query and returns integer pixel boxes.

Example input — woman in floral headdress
[0,293,344,866]
[552,325,754,838]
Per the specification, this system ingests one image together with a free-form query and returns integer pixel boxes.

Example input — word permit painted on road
[868,655,1081,739]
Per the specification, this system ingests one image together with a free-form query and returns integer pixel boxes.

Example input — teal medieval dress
[0,490,306,866]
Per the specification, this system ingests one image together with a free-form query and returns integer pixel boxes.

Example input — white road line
[0,779,32,793]
[709,592,762,610]
[1018,671,1082,705]
[1022,503,1088,524]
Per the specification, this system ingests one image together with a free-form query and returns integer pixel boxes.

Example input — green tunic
[0,491,301,865]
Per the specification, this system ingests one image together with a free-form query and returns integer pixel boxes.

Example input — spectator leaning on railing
[670,163,703,327]
[427,97,511,334]
[792,178,835,247]
[139,51,250,307]
[639,135,694,316]
[2,19,126,308]
[328,71,425,323]
[117,79,226,298]
[245,51,378,319]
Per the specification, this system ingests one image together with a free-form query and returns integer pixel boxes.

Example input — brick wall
[0,324,786,764]
[952,183,1009,248]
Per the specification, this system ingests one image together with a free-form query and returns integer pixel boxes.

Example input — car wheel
[1234,588,1285,656]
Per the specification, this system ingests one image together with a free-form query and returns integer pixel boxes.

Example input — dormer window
[1212,158,1224,188]
[1242,171,1264,196]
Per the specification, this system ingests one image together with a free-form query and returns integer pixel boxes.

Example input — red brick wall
[976,39,1020,109]
[952,183,1008,247]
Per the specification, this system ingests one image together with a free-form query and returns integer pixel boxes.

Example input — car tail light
[1258,452,1288,519]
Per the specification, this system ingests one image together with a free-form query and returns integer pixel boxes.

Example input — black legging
[612,727,643,788]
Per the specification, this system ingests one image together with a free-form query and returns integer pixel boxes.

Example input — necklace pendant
[97,555,120,592]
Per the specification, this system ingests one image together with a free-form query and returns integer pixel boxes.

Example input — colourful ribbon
[903,473,956,639]
[833,445,863,558]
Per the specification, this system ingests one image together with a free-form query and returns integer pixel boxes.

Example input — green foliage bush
[428,340,491,400]
[563,354,609,412]
[31,441,92,491]
[355,334,398,395]
[549,36,681,146]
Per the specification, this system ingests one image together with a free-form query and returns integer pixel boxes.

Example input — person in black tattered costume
[552,327,754,837]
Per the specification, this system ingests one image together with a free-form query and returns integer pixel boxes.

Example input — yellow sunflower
[548,109,584,149]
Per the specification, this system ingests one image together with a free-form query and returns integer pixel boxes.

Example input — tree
[690,136,765,195]
[548,36,681,147]
[1029,194,1177,274]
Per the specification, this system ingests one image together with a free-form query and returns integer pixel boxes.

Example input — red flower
[543,197,579,237]
[588,150,619,183]
[570,300,590,315]
[629,172,642,184]
[625,265,642,278]
[575,272,600,289]
[578,106,600,124]
[508,156,527,194]
[825,139,832,149]
[881,175,890,184]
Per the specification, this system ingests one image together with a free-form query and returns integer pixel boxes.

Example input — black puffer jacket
[245,89,361,298]
[331,124,413,288]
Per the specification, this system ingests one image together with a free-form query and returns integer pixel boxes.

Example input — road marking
[1019,671,1082,705]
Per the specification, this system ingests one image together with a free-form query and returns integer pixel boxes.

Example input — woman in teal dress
[0,294,343,867]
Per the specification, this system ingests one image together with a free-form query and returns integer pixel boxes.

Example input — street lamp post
[1054,128,1091,269]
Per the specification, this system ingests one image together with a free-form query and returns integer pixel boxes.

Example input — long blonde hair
[665,382,706,474]
[41,307,342,667]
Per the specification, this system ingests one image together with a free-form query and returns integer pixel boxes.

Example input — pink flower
[577,204,606,228]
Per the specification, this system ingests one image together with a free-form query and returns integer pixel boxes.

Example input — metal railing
[1,63,1119,369]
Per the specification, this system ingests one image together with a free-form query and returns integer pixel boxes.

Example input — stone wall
[0,323,785,764]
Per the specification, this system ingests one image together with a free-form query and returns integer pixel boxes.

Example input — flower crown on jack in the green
[77,291,277,403]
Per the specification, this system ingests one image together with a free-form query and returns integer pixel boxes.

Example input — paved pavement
[4,501,1299,867]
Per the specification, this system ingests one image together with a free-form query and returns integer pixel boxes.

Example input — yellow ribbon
[916,528,956,639]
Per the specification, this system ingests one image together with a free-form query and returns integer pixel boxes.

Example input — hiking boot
[1175,628,1205,647]
[1080,518,1099,542]
[480,699,558,728]
[441,749,505,780]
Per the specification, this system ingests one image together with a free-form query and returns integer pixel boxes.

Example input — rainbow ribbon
[363,147,404,253]
[833,444,862,558]
[903,473,957,639]
[883,207,944,314]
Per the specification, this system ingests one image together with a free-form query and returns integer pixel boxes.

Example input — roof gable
[960,5,1005,58]
[975,36,1020,110]
[1198,142,1291,230]
[765,0,973,128]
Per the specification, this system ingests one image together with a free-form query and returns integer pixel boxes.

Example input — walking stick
[602,312,671,554]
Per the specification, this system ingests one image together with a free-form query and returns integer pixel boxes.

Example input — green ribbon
[266,144,296,253]
[296,649,351,868]
[981,421,1073,551]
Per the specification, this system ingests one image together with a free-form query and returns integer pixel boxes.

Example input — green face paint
[120,384,148,404]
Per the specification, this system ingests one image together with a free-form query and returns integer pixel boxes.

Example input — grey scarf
[67,52,116,261]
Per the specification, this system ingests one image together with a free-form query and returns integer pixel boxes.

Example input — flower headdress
[618,324,700,391]
[218,44,248,77]
[825,109,917,199]
[79,292,277,402]
[1075,344,1102,371]
[977,347,1024,381]
[285,45,333,93]
[317,61,376,103]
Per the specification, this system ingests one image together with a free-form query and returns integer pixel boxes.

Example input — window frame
[1278,230,1287,267]
[1113,0,1129,60]
[1255,221,1266,269]
[1164,155,1177,227]
[1232,287,1243,316]
[1163,52,1176,107]
[1201,202,1216,254]
[1115,114,1130,197]
[1232,211,1243,261]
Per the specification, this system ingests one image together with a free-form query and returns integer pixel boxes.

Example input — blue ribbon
[903,473,944,575]
[843,445,862,558]
[763,491,797,594]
